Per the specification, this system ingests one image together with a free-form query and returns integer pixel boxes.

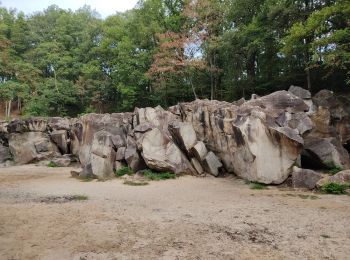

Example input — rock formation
[0,87,348,185]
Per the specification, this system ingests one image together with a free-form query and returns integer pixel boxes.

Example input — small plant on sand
[321,183,349,195]
[47,161,58,168]
[143,170,176,181]
[71,195,88,201]
[324,161,342,175]
[115,166,134,177]
[123,180,149,186]
[249,182,268,190]
[321,234,330,239]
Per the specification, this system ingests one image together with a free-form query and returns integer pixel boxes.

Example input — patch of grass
[47,161,58,168]
[123,180,149,186]
[71,195,88,201]
[115,166,134,177]
[298,194,310,199]
[321,234,330,239]
[321,182,349,195]
[249,182,268,190]
[143,170,176,181]
[80,177,94,182]
[324,161,342,175]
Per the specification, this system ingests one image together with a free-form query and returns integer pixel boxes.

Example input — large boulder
[140,128,196,175]
[8,132,60,164]
[309,90,350,144]
[303,137,350,169]
[316,170,350,188]
[180,94,305,184]
[50,130,69,154]
[292,167,323,190]
[0,144,11,163]
[70,113,133,167]
[90,131,116,179]
[124,136,146,172]
[168,121,197,154]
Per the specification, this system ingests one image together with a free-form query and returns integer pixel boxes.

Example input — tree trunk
[189,77,198,100]
[7,99,12,118]
[306,67,312,92]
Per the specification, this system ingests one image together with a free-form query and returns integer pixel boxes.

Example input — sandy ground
[0,166,350,260]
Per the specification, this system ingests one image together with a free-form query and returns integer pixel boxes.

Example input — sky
[0,0,139,18]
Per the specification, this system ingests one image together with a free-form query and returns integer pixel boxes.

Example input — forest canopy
[0,0,349,117]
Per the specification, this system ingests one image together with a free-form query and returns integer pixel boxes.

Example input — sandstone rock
[292,167,323,190]
[50,130,69,154]
[0,145,11,163]
[72,113,133,167]
[115,147,126,161]
[303,137,350,169]
[78,163,95,179]
[190,141,208,162]
[168,121,197,154]
[141,128,195,175]
[90,131,116,179]
[316,170,350,187]
[310,90,350,143]
[288,85,311,99]
[9,132,59,164]
[203,151,222,177]
[51,157,71,167]
[125,136,146,172]
[180,95,304,184]
[191,158,204,174]
[114,161,126,171]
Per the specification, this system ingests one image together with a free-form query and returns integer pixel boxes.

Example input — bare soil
[0,165,350,260]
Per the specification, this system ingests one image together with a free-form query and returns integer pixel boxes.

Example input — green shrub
[48,161,58,168]
[115,166,133,177]
[143,170,176,181]
[324,161,342,175]
[321,182,349,194]
[249,182,268,190]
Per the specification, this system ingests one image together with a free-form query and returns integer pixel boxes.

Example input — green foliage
[249,182,268,190]
[0,0,349,117]
[143,170,176,181]
[115,166,134,177]
[47,161,58,168]
[324,161,343,175]
[71,195,88,201]
[123,180,149,186]
[321,183,349,195]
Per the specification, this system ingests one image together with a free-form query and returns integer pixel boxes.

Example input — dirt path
[0,165,349,260]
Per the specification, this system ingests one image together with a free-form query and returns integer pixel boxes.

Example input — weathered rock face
[179,91,305,184]
[316,170,350,188]
[90,131,116,179]
[140,128,196,175]
[0,144,11,163]
[292,167,323,190]
[309,90,350,143]
[9,132,59,164]
[70,113,133,167]
[0,87,349,185]
[303,137,350,169]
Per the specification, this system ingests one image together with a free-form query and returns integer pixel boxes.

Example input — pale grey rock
[203,151,222,177]
[292,167,323,190]
[141,128,195,175]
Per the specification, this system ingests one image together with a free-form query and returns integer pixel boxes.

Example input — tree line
[0,0,349,117]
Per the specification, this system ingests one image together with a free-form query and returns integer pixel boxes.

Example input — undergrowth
[324,161,343,175]
[249,182,268,190]
[143,170,176,181]
[321,183,349,195]
[115,166,134,177]
[48,161,58,168]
